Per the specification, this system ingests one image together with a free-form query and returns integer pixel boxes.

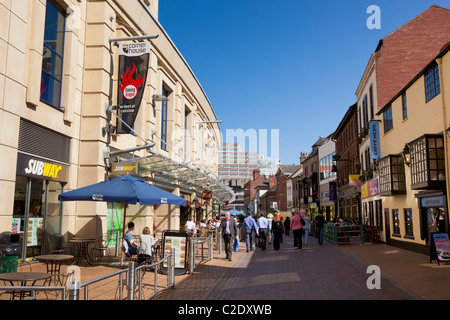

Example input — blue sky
[158,0,449,165]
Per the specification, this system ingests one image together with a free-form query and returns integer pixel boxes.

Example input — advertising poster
[116,42,150,134]
[27,217,43,246]
[432,233,450,262]
[12,218,21,233]
[106,203,122,246]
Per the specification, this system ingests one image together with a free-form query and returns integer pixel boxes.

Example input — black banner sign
[116,42,150,134]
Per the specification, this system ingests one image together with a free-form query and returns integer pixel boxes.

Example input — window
[402,93,407,120]
[392,209,400,236]
[160,85,169,151]
[40,0,66,109]
[362,95,369,129]
[378,155,406,195]
[424,63,441,103]
[383,105,393,133]
[364,147,371,171]
[409,134,445,189]
[369,85,374,120]
[404,209,414,238]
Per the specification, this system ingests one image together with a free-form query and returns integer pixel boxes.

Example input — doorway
[13,176,63,260]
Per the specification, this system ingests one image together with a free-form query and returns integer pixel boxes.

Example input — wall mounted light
[402,144,411,167]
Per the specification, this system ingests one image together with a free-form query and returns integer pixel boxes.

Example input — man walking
[242,212,259,252]
[257,213,269,251]
[315,211,325,245]
[219,211,238,261]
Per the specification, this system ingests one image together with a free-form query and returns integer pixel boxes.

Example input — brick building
[331,103,360,222]
[355,4,450,250]
[275,165,301,214]
[243,169,266,214]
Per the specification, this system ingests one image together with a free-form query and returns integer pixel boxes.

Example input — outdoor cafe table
[69,238,96,265]
[0,272,51,300]
[35,255,74,285]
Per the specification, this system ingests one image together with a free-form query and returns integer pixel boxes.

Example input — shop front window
[404,209,413,238]
[392,209,400,236]
[427,208,446,242]
[13,177,63,260]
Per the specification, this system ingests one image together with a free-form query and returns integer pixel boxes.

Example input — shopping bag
[233,238,239,252]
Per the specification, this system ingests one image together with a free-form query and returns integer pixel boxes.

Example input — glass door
[427,207,447,245]
[13,177,63,260]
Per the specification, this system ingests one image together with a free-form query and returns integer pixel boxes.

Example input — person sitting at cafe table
[123,222,139,257]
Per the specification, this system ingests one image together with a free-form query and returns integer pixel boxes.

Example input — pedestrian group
[217,208,326,260]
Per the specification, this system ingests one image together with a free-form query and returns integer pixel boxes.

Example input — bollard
[68,281,81,300]
[127,262,136,300]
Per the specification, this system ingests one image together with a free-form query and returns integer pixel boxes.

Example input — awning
[130,152,234,203]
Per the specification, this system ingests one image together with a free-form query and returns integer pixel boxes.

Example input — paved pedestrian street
[154,234,450,301]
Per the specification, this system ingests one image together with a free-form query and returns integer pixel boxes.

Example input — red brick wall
[375,5,450,110]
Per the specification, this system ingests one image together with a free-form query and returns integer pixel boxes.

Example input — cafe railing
[324,224,365,245]
[189,235,214,274]
[67,250,175,300]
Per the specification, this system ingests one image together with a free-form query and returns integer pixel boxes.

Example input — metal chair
[91,234,110,263]
[47,233,72,255]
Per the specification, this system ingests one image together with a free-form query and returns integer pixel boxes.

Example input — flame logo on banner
[119,63,145,100]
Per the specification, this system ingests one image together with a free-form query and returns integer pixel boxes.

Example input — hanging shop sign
[201,190,212,201]
[16,153,68,182]
[349,175,362,187]
[369,120,381,159]
[116,42,150,134]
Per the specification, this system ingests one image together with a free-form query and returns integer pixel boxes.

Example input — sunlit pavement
[154,234,450,300]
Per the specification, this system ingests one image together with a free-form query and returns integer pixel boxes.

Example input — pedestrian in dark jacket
[284,216,291,236]
[271,215,284,251]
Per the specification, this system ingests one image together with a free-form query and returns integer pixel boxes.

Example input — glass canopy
[136,152,233,203]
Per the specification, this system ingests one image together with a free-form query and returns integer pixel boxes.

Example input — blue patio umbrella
[58,175,186,238]
[221,209,245,217]
[58,175,186,206]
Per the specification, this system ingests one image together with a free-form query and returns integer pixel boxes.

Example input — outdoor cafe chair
[91,234,111,263]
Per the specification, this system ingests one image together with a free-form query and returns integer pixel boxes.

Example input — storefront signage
[361,179,379,199]
[349,175,361,187]
[421,196,445,208]
[369,120,381,159]
[111,161,139,176]
[17,153,68,182]
[116,42,150,134]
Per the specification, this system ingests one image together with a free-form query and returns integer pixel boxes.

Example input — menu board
[27,217,43,246]
[432,233,450,263]
[162,232,188,271]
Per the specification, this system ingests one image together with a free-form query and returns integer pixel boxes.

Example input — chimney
[300,152,308,168]
[253,169,260,181]
[269,175,275,187]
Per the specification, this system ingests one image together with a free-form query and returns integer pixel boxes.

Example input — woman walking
[290,209,304,250]
[271,214,284,251]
